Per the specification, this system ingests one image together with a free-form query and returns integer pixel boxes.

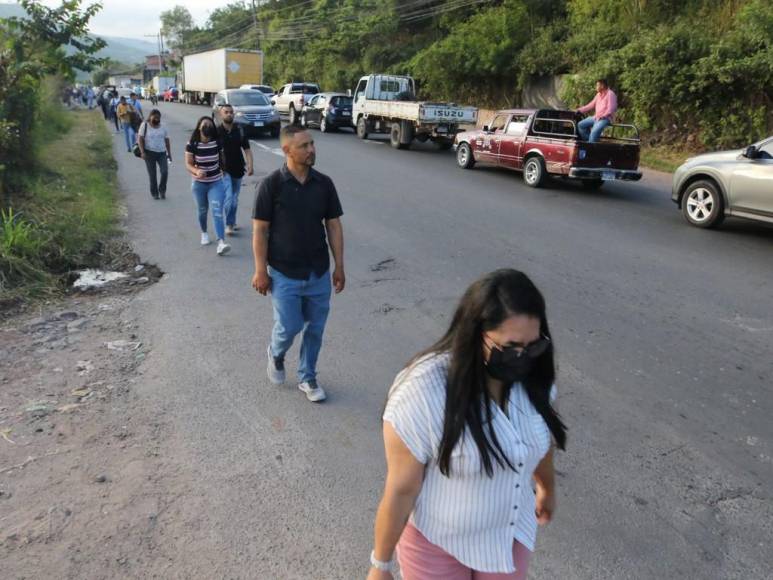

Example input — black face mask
[202,125,216,138]
[151,119,160,126]
[483,335,550,384]
[485,348,535,384]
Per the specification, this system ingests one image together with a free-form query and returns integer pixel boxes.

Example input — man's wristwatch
[370,550,395,573]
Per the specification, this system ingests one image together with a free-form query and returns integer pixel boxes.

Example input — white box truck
[352,74,478,150]
[152,75,175,94]
[180,48,264,105]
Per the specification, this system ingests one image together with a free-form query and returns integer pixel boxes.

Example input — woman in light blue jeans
[184,117,231,256]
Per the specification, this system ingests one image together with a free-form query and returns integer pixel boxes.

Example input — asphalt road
[115,102,772,579]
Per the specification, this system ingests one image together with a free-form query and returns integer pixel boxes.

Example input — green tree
[0,0,105,195]
[161,6,195,51]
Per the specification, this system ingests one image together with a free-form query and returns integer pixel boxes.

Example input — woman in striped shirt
[185,117,231,256]
[368,269,567,580]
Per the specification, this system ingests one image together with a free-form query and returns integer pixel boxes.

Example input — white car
[240,84,275,98]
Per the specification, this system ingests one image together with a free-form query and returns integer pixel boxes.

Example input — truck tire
[289,105,298,125]
[390,122,410,149]
[523,156,546,188]
[681,179,725,228]
[356,117,369,140]
[456,142,475,169]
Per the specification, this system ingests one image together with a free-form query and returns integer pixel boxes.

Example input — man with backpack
[217,104,254,235]
[251,125,345,403]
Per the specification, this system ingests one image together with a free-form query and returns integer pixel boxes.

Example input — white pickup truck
[352,74,478,150]
[272,82,320,125]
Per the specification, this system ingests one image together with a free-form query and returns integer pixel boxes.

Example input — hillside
[180,0,772,150]
[0,3,156,66]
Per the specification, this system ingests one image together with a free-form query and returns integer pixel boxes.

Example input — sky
[43,0,236,39]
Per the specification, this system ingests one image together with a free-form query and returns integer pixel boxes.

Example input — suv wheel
[289,105,297,125]
[523,156,546,188]
[320,116,329,133]
[456,142,475,169]
[682,180,725,228]
[300,112,307,128]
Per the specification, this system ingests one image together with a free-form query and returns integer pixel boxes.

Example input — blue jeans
[191,178,226,240]
[578,117,610,143]
[122,122,135,151]
[222,175,243,227]
[269,266,332,383]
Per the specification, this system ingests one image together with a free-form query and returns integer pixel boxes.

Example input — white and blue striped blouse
[383,352,556,574]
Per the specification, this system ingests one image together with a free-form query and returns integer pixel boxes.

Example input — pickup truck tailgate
[419,104,478,124]
[575,142,640,170]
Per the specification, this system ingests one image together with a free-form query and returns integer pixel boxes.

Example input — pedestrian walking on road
[138,109,171,200]
[108,91,120,133]
[185,116,231,256]
[86,86,95,109]
[252,125,345,403]
[128,92,144,121]
[116,96,137,152]
[367,269,566,580]
[217,104,254,236]
[576,78,617,143]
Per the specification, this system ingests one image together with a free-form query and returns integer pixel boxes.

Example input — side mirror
[744,145,757,159]
[270,99,275,105]
[482,125,490,132]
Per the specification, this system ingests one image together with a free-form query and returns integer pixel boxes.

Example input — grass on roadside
[0,110,119,304]
[640,146,693,174]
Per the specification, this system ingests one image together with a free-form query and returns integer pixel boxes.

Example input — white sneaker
[225,225,234,236]
[216,239,231,255]
[200,232,211,245]
[298,380,326,403]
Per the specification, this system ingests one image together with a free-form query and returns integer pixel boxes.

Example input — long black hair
[398,269,567,477]
[189,116,215,144]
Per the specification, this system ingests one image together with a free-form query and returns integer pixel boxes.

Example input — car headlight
[235,111,245,117]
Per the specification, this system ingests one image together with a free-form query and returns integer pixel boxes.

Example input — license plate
[342,111,351,116]
[253,121,264,127]
[436,126,448,134]
[602,170,615,180]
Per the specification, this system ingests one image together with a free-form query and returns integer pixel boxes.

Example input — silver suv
[672,137,773,228]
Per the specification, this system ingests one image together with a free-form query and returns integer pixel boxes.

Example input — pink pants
[396,523,532,580]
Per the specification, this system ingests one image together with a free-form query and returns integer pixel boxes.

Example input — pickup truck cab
[353,74,477,150]
[272,82,320,125]
[454,109,642,188]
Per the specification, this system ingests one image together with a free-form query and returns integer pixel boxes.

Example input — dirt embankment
[0,267,199,579]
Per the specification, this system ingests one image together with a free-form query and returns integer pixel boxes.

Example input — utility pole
[250,0,260,51]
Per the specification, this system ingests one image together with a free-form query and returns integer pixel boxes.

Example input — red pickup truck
[454,109,642,188]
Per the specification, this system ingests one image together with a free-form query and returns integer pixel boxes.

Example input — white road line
[251,141,284,157]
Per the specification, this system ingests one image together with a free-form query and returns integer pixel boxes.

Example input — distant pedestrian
[367,269,567,580]
[252,125,345,403]
[108,91,120,133]
[116,96,137,153]
[576,78,617,143]
[217,104,254,236]
[128,92,144,122]
[138,109,171,200]
[185,116,231,256]
[86,86,95,109]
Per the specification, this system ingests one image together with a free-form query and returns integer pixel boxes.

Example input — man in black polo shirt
[252,125,345,403]
[218,104,254,235]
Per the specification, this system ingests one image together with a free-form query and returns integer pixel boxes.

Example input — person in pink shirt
[576,78,617,143]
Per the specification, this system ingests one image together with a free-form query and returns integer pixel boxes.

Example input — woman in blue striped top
[185,117,231,256]
[368,269,567,580]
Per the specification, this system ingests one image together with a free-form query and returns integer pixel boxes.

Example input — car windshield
[257,86,273,94]
[292,84,319,94]
[330,96,352,107]
[228,92,269,106]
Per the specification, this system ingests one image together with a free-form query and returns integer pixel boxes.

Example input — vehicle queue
[101,74,773,232]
